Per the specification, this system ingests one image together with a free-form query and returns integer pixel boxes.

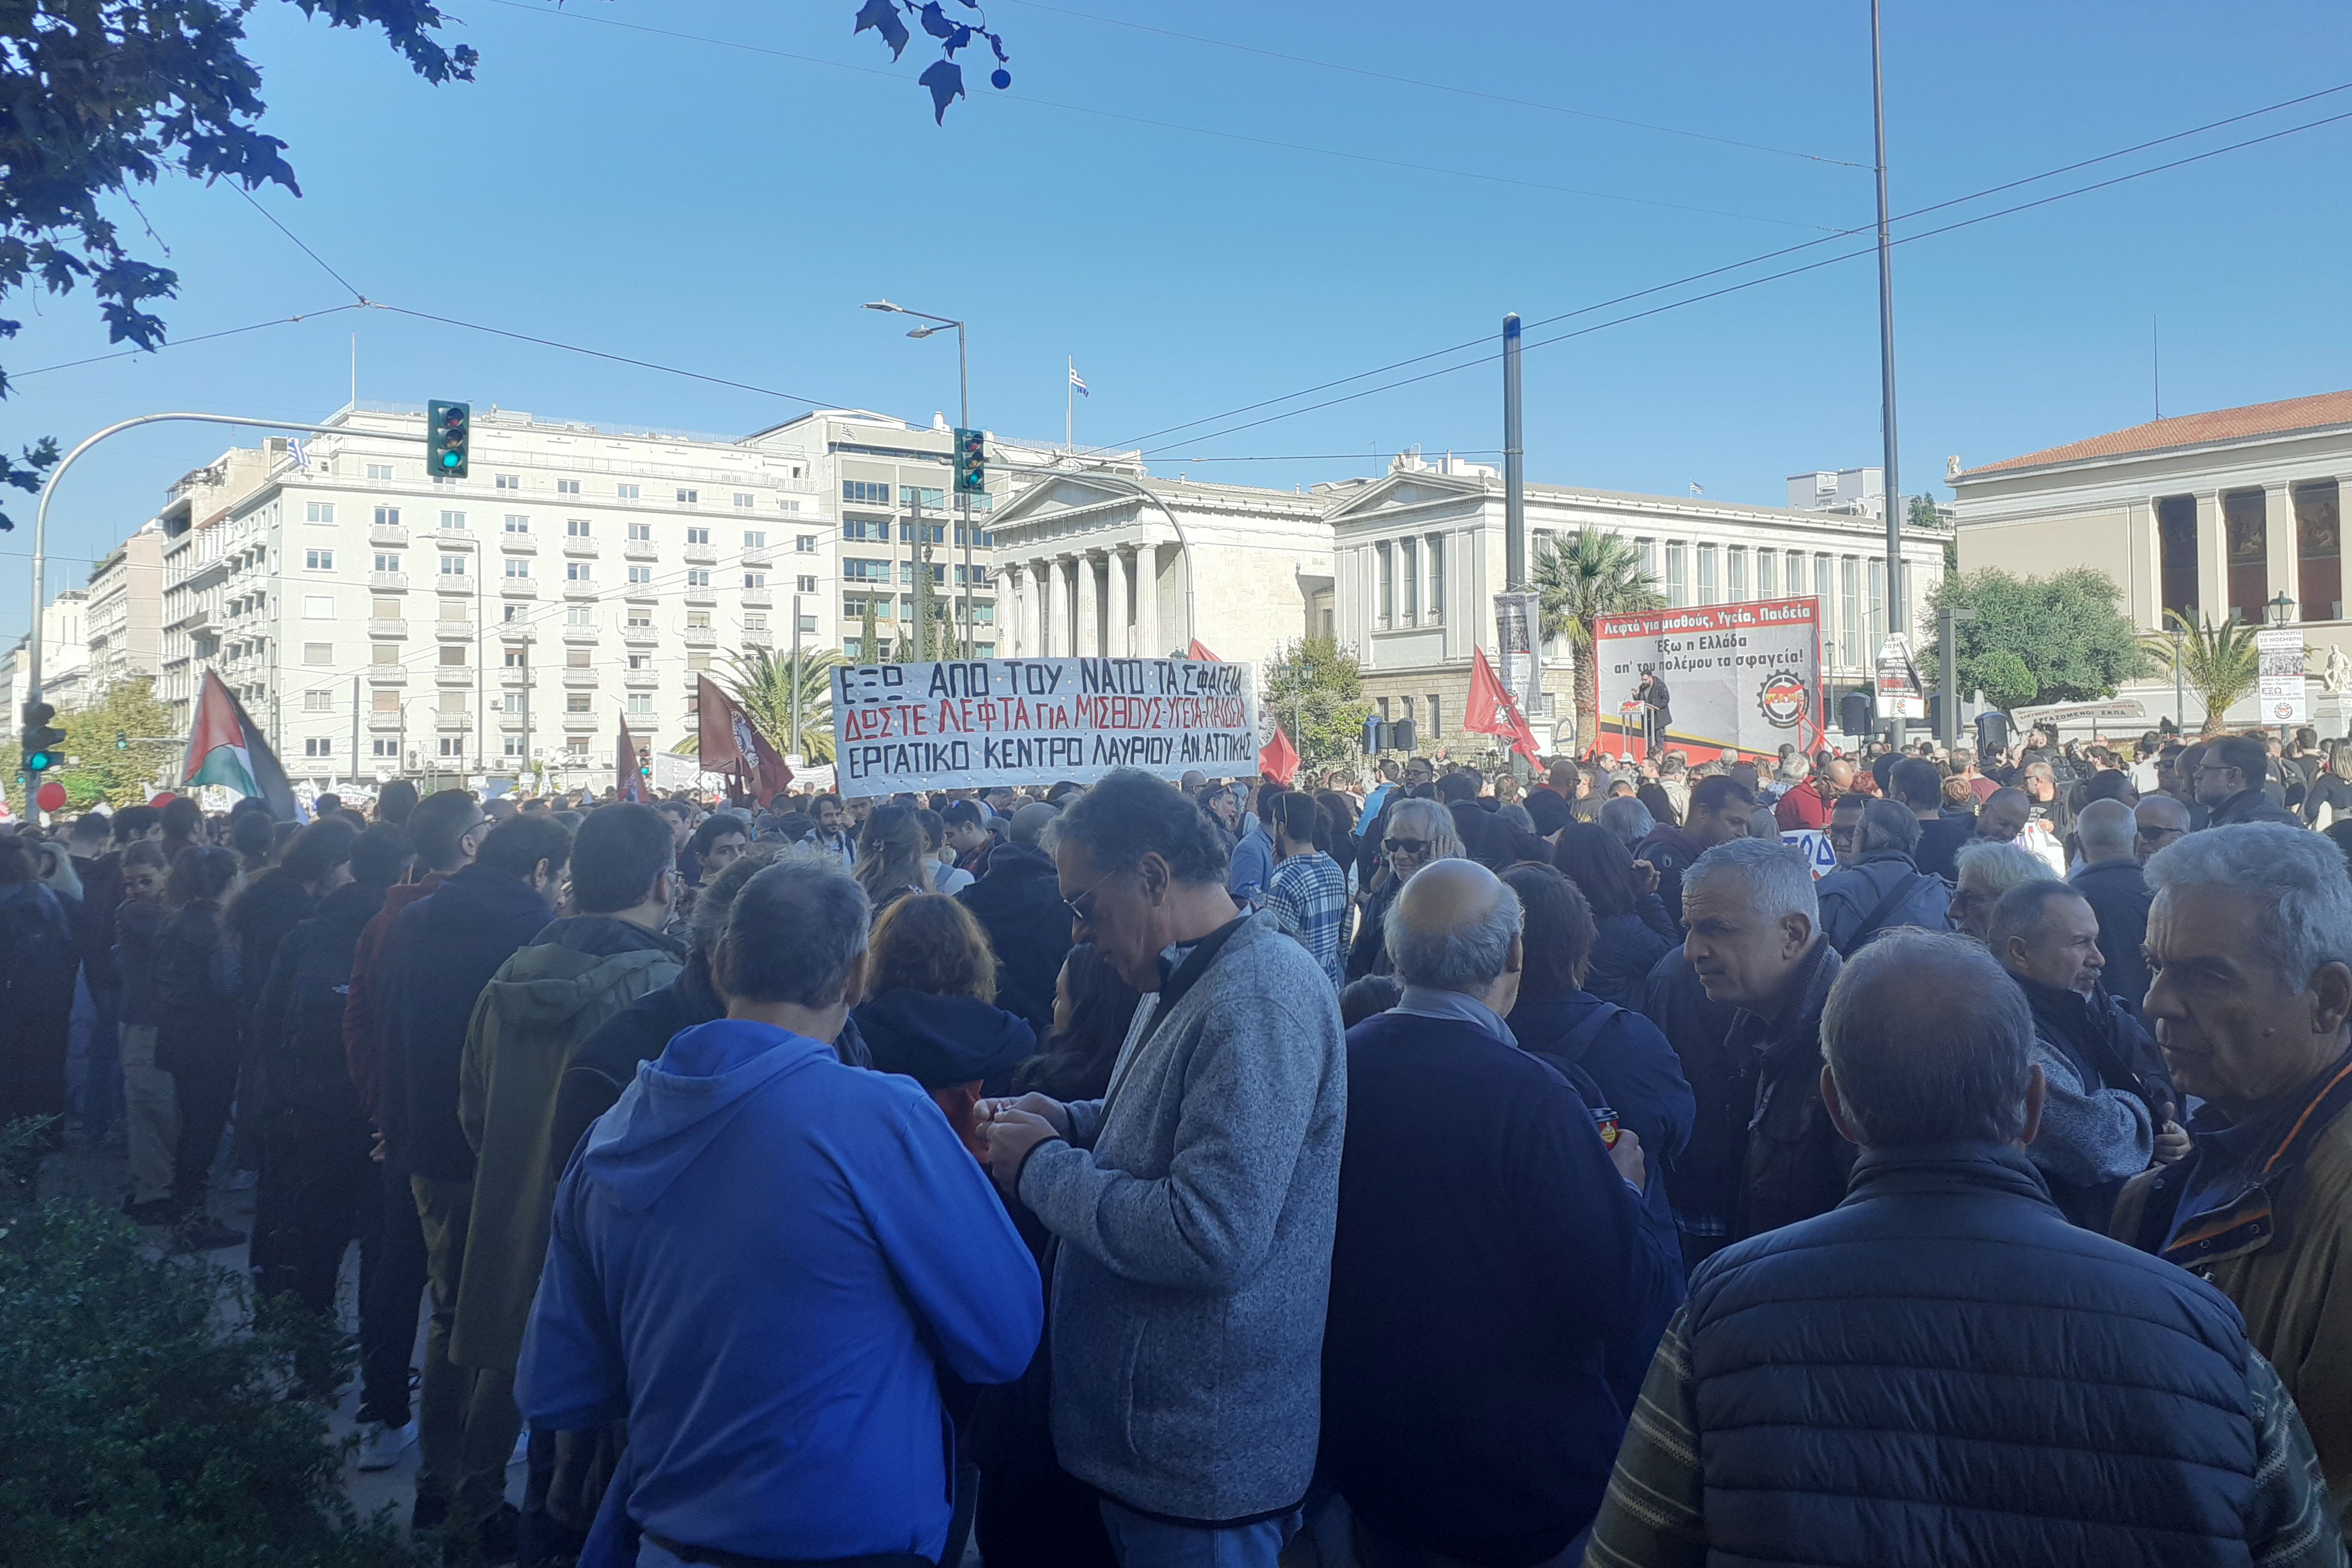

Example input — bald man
[1774,758,1853,832]
[1974,788,2031,845]
[2069,798,2153,1014]
[1324,858,1672,1567]
[2134,794,2190,863]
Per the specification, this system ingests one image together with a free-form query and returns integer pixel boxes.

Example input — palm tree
[2139,610,2264,735]
[685,644,846,762]
[1530,529,1665,749]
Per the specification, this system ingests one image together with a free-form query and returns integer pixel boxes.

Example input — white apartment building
[156,402,826,789]
[81,521,166,697]
[21,591,92,712]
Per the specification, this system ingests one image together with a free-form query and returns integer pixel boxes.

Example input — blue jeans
[1098,1501,1301,1568]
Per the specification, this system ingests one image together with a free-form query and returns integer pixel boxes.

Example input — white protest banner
[832,656,1259,795]
[1592,598,1823,758]
[1781,828,1837,880]
[2257,626,2308,725]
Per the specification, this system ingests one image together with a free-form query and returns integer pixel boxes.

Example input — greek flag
[1069,365,1089,397]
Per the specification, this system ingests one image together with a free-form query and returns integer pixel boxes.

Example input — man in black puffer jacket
[1585,929,2340,1568]
[957,803,1072,1035]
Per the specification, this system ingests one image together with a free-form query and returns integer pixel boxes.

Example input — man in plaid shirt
[1264,794,1348,988]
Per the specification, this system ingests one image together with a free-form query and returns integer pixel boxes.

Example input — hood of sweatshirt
[479,914,685,1033]
[579,1017,831,1213]
[852,987,1036,1089]
[419,861,554,946]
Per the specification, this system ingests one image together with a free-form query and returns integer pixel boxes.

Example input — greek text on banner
[831,657,1259,794]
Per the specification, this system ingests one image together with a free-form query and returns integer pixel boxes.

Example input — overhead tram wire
[1094,80,2352,459]
[1147,102,2352,459]
[477,0,1839,235]
[13,303,369,381]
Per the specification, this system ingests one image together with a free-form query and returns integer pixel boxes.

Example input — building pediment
[1324,469,1489,529]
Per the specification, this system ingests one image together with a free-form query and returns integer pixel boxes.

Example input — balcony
[501,581,538,599]
[562,668,599,688]
[562,624,597,644]
[562,538,598,558]
[436,575,474,595]
[623,668,658,688]
[742,549,773,569]
[622,623,658,645]
[434,528,474,548]
[435,712,471,732]
[684,585,717,606]
[436,667,474,687]
[621,535,658,560]
[683,542,717,565]
[740,588,773,609]
[623,581,660,602]
[499,668,530,688]
[562,580,598,601]
[435,620,475,641]
[368,711,405,732]
[370,524,409,548]
[498,625,535,643]
[683,626,716,647]
[368,618,408,639]
[742,626,772,645]
[368,667,407,687]
[501,534,537,554]
[370,571,408,592]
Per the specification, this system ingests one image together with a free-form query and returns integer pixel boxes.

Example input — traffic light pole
[23,411,427,709]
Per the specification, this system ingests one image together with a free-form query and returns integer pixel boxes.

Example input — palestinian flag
[183,669,305,821]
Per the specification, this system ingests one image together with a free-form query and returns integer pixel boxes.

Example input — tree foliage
[1261,635,1374,770]
[852,0,1014,122]
[1921,567,2150,713]
[1530,530,1664,748]
[2139,610,2267,736]
[45,676,175,808]
[718,644,845,763]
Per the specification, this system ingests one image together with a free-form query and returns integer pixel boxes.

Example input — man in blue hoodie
[517,856,1042,1568]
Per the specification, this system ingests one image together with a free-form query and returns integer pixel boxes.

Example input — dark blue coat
[1323,1011,1679,1566]
[1683,1142,2262,1567]
[1583,908,1674,1010]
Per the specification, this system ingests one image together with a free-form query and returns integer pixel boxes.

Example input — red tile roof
[1965,389,2352,477]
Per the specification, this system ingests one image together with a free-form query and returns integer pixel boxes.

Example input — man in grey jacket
[982,769,1347,1567]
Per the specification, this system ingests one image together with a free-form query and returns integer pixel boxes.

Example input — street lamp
[2269,590,2298,626]
[864,300,973,660]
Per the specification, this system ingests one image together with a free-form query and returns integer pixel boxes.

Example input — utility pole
[1872,0,1908,751]
[1937,605,1977,748]
[790,590,803,757]
[350,675,360,786]
[1503,313,1526,591]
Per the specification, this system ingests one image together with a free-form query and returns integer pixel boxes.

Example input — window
[626,607,652,628]
[1728,546,1748,601]
[304,595,334,618]
[1665,542,1688,607]
[306,549,334,571]
[844,558,892,582]
[899,486,946,511]
[504,735,525,758]
[504,514,529,533]
[566,605,593,627]
[626,693,654,718]
[617,483,641,500]
[628,653,650,671]
[688,652,713,672]
[567,518,591,538]
[440,645,468,667]
[1697,544,1718,605]
[954,525,994,548]
[742,571,766,589]
[687,610,712,629]
[1839,557,1861,666]
[1375,541,1393,626]
[374,553,401,573]
[304,737,332,758]
[373,738,398,758]
[1427,534,1445,619]
[306,501,336,524]
[439,736,465,757]
[497,692,525,714]
[373,643,398,665]
[842,517,891,542]
[566,693,591,714]
[733,492,756,509]
[440,600,468,622]
[304,689,332,712]
[901,521,945,545]
[1400,538,1419,626]
[505,558,530,579]
[685,526,710,545]
[557,479,581,496]
[746,612,770,632]
[440,510,468,530]
[842,480,891,507]
[797,574,818,593]
[796,534,817,553]
[1867,558,1886,650]
[367,464,393,481]
[672,487,698,504]
[372,689,399,712]
[374,504,401,527]
[567,562,592,582]
[627,566,652,585]
[567,646,594,667]
[503,647,527,668]
[496,474,521,491]
[1757,549,1777,599]
[1427,696,1443,740]
[303,642,333,665]
[687,569,712,587]
[742,530,765,548]
[627,521,652,542]
[503,603,524,622]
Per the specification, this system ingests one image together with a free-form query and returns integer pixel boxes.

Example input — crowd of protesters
[1,710,2349,1567]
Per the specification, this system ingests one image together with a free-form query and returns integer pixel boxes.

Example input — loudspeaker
[1390,717,1418,752]
[1839,689,1876,737]
[1974,710,2010,754]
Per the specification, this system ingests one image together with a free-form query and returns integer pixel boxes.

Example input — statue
[2324,643,2352,697]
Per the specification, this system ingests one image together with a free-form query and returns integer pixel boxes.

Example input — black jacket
[2016,974,2171,1232]
[1638,944,1741,1255]
[956,842,1072,1035]
[2071,858,2154,1014]
[1346,876,1400,982]
[1814,850,1951,956]
[379,863,554,1181]
[250,878,391,1130]
[1525,784,1577,838]
[2207,787,2299,827]
[153,899,240,1078]
[1448,799,1551,873]
[113,897,169,1027]
[230,872,320,1022]
[1728,940,1852,1243]
[1913,814,1974,884]
[1585,909,1674,1010]
[1634,823,1708,926]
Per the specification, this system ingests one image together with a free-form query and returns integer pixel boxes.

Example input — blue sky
[9,0,2352,644]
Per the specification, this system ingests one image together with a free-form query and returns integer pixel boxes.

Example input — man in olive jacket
[456,803,685,1558]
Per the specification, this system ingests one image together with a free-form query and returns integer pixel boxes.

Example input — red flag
[1187,638,1219,662]
[1464,646,1544,765]
[695,674,794,805]
[1258,725,1300,786]
[616,714,645,803]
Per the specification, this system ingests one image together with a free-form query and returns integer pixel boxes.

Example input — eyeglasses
[1383,838,1433,855]
[1061,866,1125,925]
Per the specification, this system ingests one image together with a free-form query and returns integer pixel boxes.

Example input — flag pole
[1066,357,1074,452]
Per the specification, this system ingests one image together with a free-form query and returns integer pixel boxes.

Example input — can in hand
[1591,1105,1620,1149]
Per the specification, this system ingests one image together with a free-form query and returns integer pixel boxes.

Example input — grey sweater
[1019,911,1347,1524]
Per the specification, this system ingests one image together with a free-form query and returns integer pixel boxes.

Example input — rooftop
[1963,388,2352,477]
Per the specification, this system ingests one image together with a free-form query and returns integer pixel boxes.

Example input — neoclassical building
[988,471,1335,669]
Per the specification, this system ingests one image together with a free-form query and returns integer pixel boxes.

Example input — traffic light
[21,701,64,775]
[428,399,471,479]
[637,745,651,779]
[953,426,985,494]
[115,729,129,752]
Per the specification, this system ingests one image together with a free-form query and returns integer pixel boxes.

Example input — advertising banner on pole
[832,656,1258,794]
[1592,598,1822,758]
[2257,626,2308,725]
[1494,591,1543,719]
[1876,634,1926,721]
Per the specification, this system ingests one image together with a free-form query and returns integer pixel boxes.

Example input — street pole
[790,590,803,757]
[1503,313,1526,592]
[959,321,973,658]
[2174,627,2186,731]
[350,675,360,786]
[1872,0,1908,751]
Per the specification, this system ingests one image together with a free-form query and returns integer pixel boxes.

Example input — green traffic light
[27,752,54,771]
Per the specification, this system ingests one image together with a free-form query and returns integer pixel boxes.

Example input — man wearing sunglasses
[980,770,1346,1567]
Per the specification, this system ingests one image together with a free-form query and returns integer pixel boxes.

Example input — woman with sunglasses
[1342,798,1463,982]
